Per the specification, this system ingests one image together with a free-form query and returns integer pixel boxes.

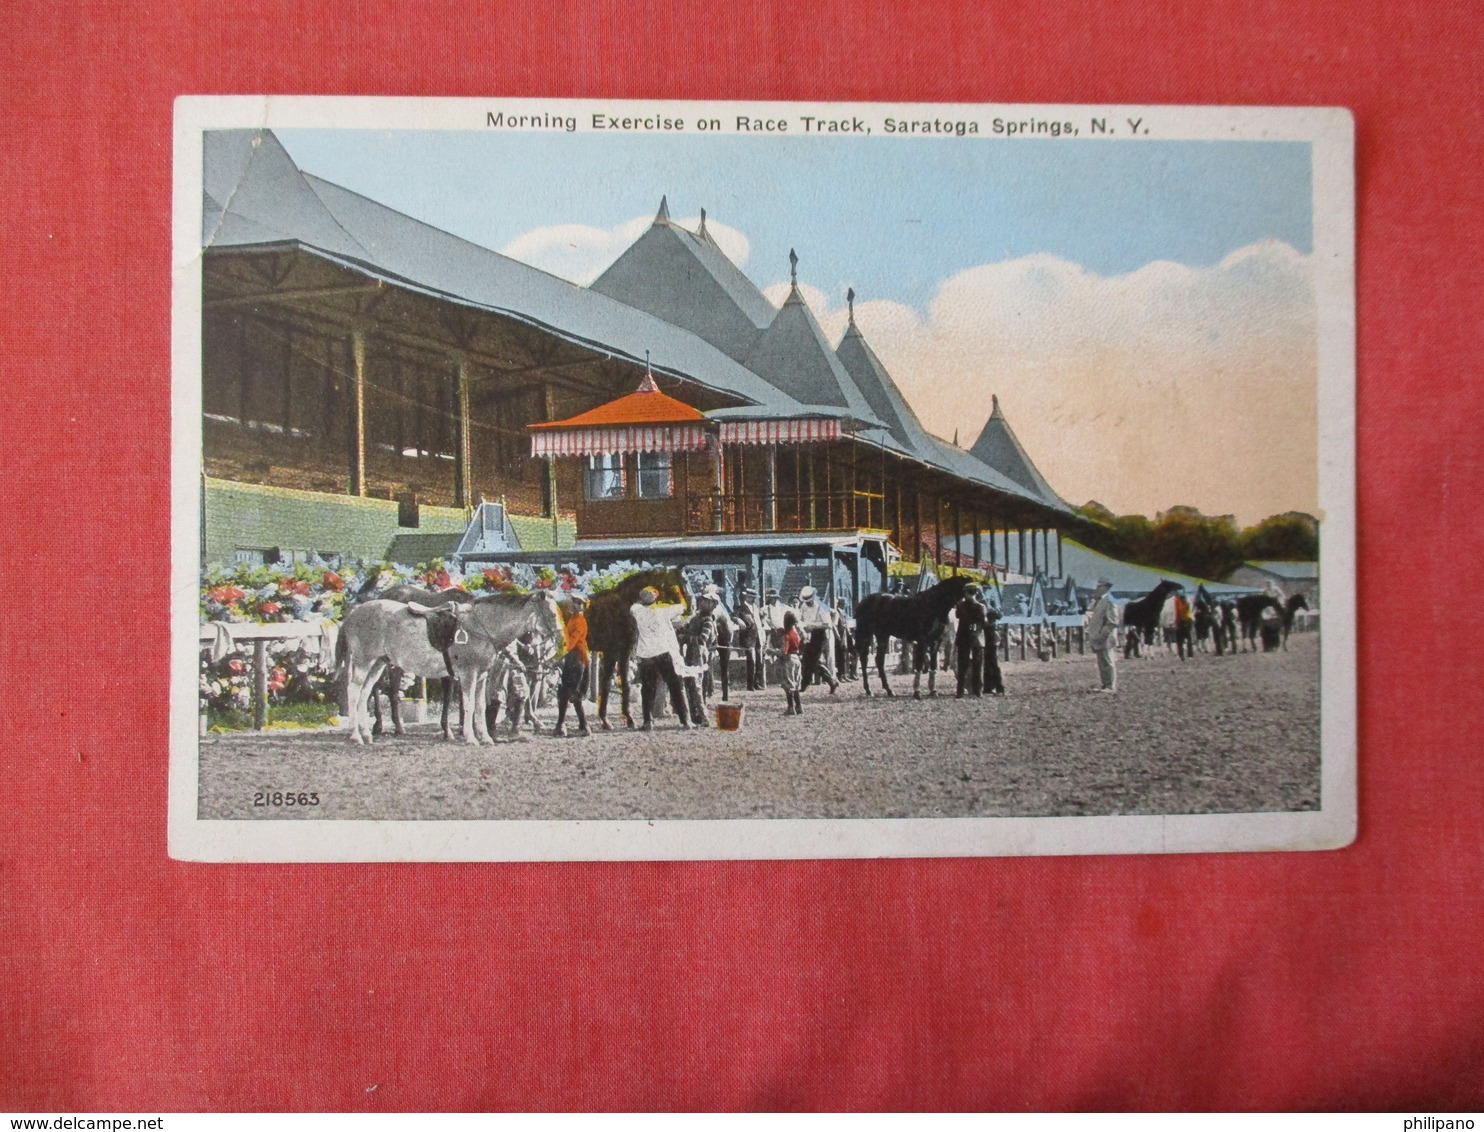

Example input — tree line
[1073,502,1318,583]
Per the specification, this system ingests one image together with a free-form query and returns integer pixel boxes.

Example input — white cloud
[501,213,751,285]
[767,240,1317,525]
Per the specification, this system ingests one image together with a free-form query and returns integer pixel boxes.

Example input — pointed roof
[968,395,1066,507]
[203,130,370,259]
[836,311,1055,505]
[743,279,882,426]
[590,201,776,362]
[531,372,705,429]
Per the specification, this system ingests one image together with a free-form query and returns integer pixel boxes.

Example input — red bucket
[715,703,745,731]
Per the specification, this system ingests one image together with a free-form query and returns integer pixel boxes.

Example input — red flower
[321,571,344,592]
[268,667,288,692]
[280,578,311,597]
[227,659,245,675]
[260,601,282,616]
[208,584,246,605]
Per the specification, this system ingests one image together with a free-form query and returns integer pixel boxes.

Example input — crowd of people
[460,572,1293,736]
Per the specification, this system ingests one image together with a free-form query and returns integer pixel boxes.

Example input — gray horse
[339,591,562,745]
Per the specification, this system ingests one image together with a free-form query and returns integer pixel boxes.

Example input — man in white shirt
[797,585,839,693]
[630,586,691,731]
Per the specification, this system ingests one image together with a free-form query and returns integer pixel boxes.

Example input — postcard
[171,97,1354,860]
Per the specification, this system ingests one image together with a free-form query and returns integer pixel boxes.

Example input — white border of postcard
[170,97,1355,861]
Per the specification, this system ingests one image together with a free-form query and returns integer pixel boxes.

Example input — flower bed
[198,557,667,730]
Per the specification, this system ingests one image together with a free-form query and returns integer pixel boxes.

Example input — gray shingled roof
[203,130,812,415]
[743,284,884,427]
[968,395,1069,510]
[590,200,775,362]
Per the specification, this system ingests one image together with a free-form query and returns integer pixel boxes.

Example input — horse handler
[954,583,987,697]
[631,586,691,731]
[552,593,591,738]
[1087,577,1120,693]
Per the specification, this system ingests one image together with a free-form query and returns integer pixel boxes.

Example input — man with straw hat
[630,585,690,731]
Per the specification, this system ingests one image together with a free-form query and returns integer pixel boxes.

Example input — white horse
[339,591,562,745]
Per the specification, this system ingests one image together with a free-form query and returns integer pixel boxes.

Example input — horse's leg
[911,642,924,700]
[597,654,614,731]
[859,638,872,696]
[351,658,388,745]
[439,676,454,739]
[877,635,894,697]
[620,651,636,728]
[927,642,938,697]
[388,665,405,736]
[476,670,497,745]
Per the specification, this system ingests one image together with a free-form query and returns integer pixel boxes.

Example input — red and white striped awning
[530,423,710,459]
[718,418,840,446]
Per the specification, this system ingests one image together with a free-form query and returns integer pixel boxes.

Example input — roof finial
[654,195,670,224]
[637,350,659,394]
[953,428,960,447]
[991,393,1003,418]
[847,287,856,326]
[697,208,707,239]
[789,247,798,288]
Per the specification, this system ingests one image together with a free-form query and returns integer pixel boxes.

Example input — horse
[1281,593,1310,648]
[587,567,693,730]
[367,583,473,738]
[855,574,974,698]
[1194,585,1222,655]
[1121,580,1185,659]
[1235,594,1283,652]
[339,591,562,745]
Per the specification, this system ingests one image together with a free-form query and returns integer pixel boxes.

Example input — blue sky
[276,130,1311,311]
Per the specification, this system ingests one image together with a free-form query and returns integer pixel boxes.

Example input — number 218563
[253,791,320,807]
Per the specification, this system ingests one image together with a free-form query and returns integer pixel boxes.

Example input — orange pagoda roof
[531,373,705,429]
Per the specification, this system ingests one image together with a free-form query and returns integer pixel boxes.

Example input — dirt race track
[198,632,1322,822]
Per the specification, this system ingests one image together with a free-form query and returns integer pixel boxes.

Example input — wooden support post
[281,327,294,435]
[973,519,982,569]
[913,490,923,561]
[542,385,558,536]
[452,355,472,508]
[1019,625,1028,661]
[765,447,777,530]
[1057,529,1064,578]
[252,638,268,731]
[711,437,724,533]
[1018,529,1026,576]
[952,503,961,574]
[933,496,942,566]
[1079,626,1086,655]
[1031,528,1040,576]
[351,327,367,497]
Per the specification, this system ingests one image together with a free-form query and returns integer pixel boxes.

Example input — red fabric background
[2,0,1481,1111]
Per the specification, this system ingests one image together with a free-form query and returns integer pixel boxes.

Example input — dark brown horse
[855,574,973,698]
[1122,580,1185,659]
[1238,592,1310,651]
[587,567,693,729]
